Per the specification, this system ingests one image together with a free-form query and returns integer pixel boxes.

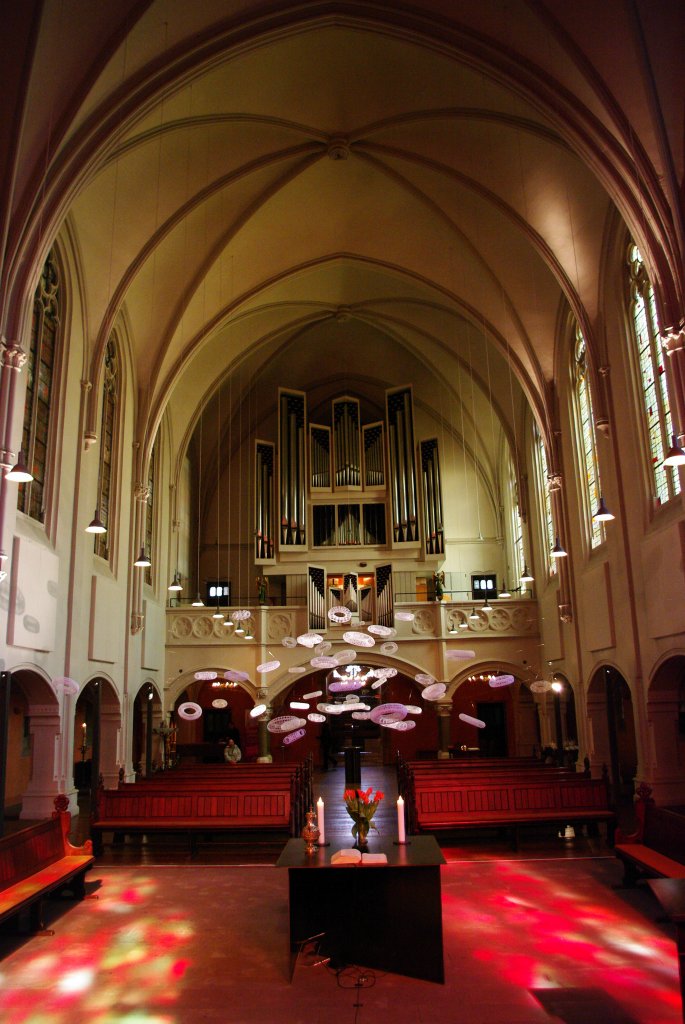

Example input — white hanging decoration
[343,630,375,647]
[303,690,323,700]
[415,673,435,687]
[380,641,398,655]
[459,712,486,728]
[394,610,415,622]
[288,666,307,674]
[446,650,476,660]
[308,712,327,723]
[328,605,352,624]
[369,702,407,724]
[310,656,338,669]
[212,698,228,709]
[290,701,310,710]
[368,624,397,638]
[249,704,267,718]
[194,670,217,681]
[282,636,297,648]
[178,702,202,720]
[335,649,357,664]
[383,719,416,732]
[257,660,280,674]
[489,674,515,688]
[422,683,447,701]
[297,632,323,648]
[530,679,553,693]
[225,669,250,682]
[315,641,333,654]
[405,705,422,715]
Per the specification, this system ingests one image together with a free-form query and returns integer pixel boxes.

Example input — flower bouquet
[344,787,384,847]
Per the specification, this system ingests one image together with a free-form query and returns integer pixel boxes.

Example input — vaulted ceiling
[2,1,683,482]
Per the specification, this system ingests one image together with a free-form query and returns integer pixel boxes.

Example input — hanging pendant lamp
[550,536,567,558]
[663,433,685,467]
[5,450,33,482]
[593,496,615,522]
[85,508,106,534]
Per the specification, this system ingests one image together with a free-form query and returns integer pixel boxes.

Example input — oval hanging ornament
[283,728,306,746]
[303,690,323,700]
[267,715,302,734]
[380,641,399,656]
[459,712,486,728]
[383,719,416,732]
[369,702,408,724]
[328,606,352,624]
[446,650,476,660]
[178,702,202,721]
[422,683,447,701]
[394,610,415,622]
[335,649,357,664]
[297,632,323,648]
[307,713,327,723]
[367,624,396,638]
[489,674,515,688]
[343,630,375,648]
[194,670,217,681]
[282,636,297,648]
[415,673,435,687]
[257,660,280,674]
[530,679,553,693]
[225,669,250,682]
[310,656,338,669]
[212,698,228,709]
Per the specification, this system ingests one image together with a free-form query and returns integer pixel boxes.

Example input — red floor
[0,767,680,1024]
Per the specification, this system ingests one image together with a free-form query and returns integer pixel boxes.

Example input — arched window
[533,423,556,576]
[18,250,61,523]
[628,244,681,506]
[144,441,156,587]
[573,326,604,548]
[509,460,526,588]
[94,338,119,561]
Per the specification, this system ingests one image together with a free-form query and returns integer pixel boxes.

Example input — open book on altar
[331,848,388,865]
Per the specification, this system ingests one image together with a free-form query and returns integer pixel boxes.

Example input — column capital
[662,322,685,354]
[0,337,27,370]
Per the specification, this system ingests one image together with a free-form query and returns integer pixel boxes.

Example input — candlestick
[317,796,325,845]
[397,795,406,844]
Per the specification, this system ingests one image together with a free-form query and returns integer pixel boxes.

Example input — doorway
[476,703,507,757]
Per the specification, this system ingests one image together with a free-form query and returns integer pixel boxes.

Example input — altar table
[276,835,446,983]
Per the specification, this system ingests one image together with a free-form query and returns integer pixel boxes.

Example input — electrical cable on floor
[327,964,378,1024]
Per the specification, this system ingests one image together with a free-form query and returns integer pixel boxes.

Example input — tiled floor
[0,767,680,1024]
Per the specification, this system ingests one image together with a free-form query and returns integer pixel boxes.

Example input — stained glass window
[95,338,119,561]
[509,460,526,587]
[533,423,556,575]
[18,251,61,522]
[144,442,156,586]
[574,327,604,548]
[629,245,680,505]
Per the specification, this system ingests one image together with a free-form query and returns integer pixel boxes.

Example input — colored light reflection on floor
[442,860,681,1016]
[0,873,194,1024]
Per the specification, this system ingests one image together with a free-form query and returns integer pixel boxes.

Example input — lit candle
[397,795,406,844]
[317,796,325,845]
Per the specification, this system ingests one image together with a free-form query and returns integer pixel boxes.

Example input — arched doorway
[8,669,63,821]
[587,665,637,803]
[75,677,122,798]
[646,654,685,805]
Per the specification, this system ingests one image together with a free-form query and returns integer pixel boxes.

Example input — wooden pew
[615,787,685,885]
[408,773,615,847]
[396,754,583,799]
[92,784,293,855]
[0,796,94,931]
[122,757,312,834]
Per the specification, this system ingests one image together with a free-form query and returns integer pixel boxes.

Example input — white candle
[397,795,406,844]
[317,796,325,845]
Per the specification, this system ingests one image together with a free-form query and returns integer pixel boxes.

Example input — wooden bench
[397,754,585,799]
[91,785,293,855]
[409,774,615,847]
[0,796,94,932]
[615,786,685,885]
[120,761,311,833]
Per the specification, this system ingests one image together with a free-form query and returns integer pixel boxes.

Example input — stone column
[256,699,273,763]
[436,701,452,759]
[20,705,62,819]
[642,695,685,805]
[100,703,122,789]
[585,690,612,779]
